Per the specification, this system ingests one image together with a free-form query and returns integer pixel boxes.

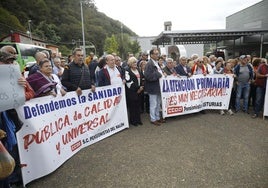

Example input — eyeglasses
[198,61,204,63]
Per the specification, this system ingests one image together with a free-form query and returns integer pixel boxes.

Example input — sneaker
[227,109,234,115]
[251,114,258,118]
[220,110,225,115]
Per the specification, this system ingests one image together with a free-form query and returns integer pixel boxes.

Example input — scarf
[192,63,207,75]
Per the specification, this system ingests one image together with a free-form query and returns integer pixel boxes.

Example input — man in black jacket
[61,48,95,95]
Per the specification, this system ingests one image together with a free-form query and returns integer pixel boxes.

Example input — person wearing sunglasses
[191,57,208,76]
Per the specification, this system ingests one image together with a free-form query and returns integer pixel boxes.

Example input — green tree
[130,40,141,57]
[0,0,137,55]
[0,7,25,38]
[59,45,72,56]
[104,35,118,54]
[33,21,61,43]
[115,33,141,60]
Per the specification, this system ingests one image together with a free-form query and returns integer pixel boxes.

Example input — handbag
[0,140,15,179]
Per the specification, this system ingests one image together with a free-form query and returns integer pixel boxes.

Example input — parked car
[0,42,51,72]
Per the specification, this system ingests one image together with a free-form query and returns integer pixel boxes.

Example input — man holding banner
[252,58,268,118]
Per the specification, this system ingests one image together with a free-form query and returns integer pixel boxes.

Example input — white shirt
[106,66,122,85]
[51,74,64,96]
[152,59,163,75]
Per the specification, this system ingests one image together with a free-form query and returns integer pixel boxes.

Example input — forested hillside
[0,0,137,55]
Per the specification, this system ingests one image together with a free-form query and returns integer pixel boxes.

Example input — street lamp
[80,1,86,56]
[88,42,96,55]
[28,20,32,43]
[120,22,123,58]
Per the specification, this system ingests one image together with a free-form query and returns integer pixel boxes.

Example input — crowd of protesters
[0,45,268,187]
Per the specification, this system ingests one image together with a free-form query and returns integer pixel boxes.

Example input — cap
[239,55,247,59]
[0,51,16,62]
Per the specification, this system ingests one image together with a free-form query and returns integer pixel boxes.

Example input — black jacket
[175,63,191,76]
[125,68,144,100]
[62,61,93,91]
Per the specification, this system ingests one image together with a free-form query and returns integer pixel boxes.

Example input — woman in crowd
[213,60,224,74]
[27,58,66,98]
[125,57,144,126]
[223,61,236,115]
[158,56,165,70]
[249,58,262,108]
[191,57,207,76]
[139,60,149,113]
[203,56,213,75]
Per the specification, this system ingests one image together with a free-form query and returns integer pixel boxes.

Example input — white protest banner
[160,74,234,118]
[0,64,25,111]
[16,84,129,186]
[263,78,268,117]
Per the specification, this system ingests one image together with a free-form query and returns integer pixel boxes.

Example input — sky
[95,0,262,36]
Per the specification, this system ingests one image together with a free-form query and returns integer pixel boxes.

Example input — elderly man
[137,51,148,67]
[144,48,164,126]
[0,45,17,55]
[52,57,64,79]
[28,51,47,75]
[162,58,176,76]
[97,54,125,86]
[175,56,192,77]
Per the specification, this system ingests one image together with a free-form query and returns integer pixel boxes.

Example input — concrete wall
[226,1,268,30]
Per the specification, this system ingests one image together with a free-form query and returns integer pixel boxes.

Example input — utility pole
[80,1,86,56]
[28,20,32,43]
[121,22,123,58]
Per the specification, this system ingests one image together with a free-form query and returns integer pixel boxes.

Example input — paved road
[26,110,268,188]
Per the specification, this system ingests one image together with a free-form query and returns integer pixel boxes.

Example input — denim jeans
[148,94,161,122]
[254,86,266,115]
[235,82,250,112]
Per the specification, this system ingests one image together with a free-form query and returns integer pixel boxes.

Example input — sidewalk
[27,111,268,188]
